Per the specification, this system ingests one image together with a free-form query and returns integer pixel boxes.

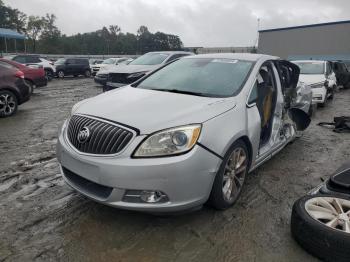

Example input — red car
[0,58,47,94]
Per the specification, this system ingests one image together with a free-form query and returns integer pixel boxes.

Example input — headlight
[127,71,148,79]
[133,124,201,157]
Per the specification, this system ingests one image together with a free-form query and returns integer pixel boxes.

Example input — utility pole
[254,18,261,48]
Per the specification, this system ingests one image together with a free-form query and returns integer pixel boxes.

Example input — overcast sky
[4,0,349,47]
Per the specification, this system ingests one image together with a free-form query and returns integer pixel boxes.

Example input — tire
[24,80,34,94]
[0,90,18,117]
[291,194,350,262]
[328,87,335,100]
[57,70,65,78]
[208,140,250,210]
[84,70,91,78]
[45,69,54,81]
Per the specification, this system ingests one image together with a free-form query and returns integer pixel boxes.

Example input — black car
[331,61,350,89]
[54,58,91,78]
[0,61,31,117]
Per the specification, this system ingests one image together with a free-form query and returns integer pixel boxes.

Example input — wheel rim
[58,71,64,78]
[305,197,350,233]
[222,147,248,202]
[0,94,16,115]
[86,71,91,76]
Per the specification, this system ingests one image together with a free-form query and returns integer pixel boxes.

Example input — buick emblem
[77,127,90,143]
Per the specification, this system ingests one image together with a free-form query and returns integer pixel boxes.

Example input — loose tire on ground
[291,194,350,262]
[208,140,249,210]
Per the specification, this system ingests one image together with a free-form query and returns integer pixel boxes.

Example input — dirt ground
[0,78,349,262]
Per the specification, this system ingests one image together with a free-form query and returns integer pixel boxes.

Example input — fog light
[140,190,167,203]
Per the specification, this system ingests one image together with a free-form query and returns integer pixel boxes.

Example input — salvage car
[292,60,337,107]
[104,51,193,91]
[0,61,31,117]
[0,58,47,94]
[57,53,310,212]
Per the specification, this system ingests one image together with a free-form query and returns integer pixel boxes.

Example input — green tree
[26,16,44,52]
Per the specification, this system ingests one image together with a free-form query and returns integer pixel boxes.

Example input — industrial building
[258,20,350,60]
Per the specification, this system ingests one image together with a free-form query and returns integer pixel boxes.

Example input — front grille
[62,167,113,199]
[67,115,133,155]
[108,73,133,84]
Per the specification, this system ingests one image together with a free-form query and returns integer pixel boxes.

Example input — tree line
[0,0,184,55]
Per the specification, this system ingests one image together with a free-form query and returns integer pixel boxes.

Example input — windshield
[137,58,253,97]
[54,58,66,65]
[293,62,325,74]
[102,58,116,64]
[130,53,169,65]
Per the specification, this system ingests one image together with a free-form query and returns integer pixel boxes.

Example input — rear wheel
[57,70,65,78]
[208,140,249,210]
[0,90,18,117]
[45,69,54,81]
[84,70,91,77]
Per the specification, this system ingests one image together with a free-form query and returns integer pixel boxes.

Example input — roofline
[259,20,350,33]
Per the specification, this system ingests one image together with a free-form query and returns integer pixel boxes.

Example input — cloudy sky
[4,0,349,47]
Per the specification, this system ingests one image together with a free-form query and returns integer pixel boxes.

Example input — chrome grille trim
[66,114,135,156]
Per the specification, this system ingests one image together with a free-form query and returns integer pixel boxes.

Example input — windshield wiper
[150,88,210,97]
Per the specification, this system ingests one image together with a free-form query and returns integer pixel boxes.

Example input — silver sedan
[56,53,310,212]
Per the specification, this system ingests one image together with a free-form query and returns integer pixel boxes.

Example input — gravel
[0,78,349,262]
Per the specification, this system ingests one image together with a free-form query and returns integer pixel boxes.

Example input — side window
[13,56,26,64]
[326,62,332,75]
[26,56,41,63]
[67,59,74,64]
[248,81,258,105]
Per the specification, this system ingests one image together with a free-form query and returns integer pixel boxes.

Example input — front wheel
[0,90,18,117]
[208,140,249,210]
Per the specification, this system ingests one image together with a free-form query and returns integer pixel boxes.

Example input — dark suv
[54,58,91,78]
[0,61,31,117]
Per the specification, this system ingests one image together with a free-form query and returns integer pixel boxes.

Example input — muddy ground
[0,78,349,262]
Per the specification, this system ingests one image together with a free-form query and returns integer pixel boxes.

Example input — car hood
[299,74,326,85]
[74,86,236,134]
[106,64,160,74]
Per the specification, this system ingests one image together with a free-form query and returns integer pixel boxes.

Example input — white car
[91,58,129,76]
[292,60,337,107]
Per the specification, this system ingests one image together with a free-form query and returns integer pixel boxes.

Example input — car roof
[183,53,278,61]
[146,51,194,55]
[291,60,326,64]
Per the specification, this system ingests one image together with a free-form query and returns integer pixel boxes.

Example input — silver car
[57,53,310,213]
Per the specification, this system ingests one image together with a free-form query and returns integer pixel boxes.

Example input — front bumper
[311,87,326,104]
[57,130,221,212]
[94,75,107,85]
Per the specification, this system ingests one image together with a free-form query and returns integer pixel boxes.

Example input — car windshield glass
[103,58,116,64]
[54,58,66,65]
[293,62,324,74]
[130,53,169,65]
[137,58,253,97]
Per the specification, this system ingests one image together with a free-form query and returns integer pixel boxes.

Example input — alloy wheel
[0,93,17,116]
[305,196,350,233]
[222,147,248,202]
